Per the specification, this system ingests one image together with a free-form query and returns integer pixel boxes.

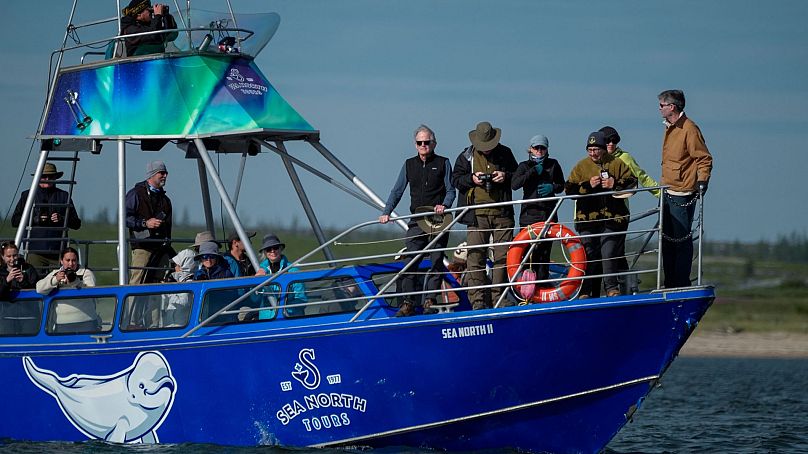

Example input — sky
[2,0,807,243]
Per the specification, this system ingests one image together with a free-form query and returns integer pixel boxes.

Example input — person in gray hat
[565,131,637,298]
[511,134,566,288]
[451,121,518,310]
[223,230,257,277]
[256,234,307,317]
[379,124,455,316]
[192,241,233,280]
[125,160,173,284]
[11,162,82,271]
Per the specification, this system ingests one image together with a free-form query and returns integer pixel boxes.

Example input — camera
[478,173,494,192]
[60,266,78,283]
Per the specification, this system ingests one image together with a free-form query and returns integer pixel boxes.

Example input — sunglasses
[265,246,281,252]
[530,145,547,151]
[200,254,217,261]
[415,140,433,146]
[659,103,673,108]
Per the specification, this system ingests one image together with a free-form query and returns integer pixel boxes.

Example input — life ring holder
[506,222,587,303]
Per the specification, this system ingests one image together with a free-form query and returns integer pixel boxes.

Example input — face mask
[529,154,544,163]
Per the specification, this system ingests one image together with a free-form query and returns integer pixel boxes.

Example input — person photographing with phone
[1,242,40,298]
[120,0,178,56]
[126,161,174,284]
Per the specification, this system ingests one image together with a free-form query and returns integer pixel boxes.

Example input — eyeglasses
[586,147,603,153]
[200,254,217,261]
[659,103,673,109]
[415,140,433,146]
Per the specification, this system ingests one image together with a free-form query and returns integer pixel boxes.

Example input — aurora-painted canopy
[39,54,315,139]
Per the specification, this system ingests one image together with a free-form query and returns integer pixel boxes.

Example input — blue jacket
[258,255,307,318]
[193,262,233,281]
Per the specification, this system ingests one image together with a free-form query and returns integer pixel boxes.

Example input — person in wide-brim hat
[469,121,502,152]
[259,234,285,252]
[414,206,454,235]
[32,163,64,180]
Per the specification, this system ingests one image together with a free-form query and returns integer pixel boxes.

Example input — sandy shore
[680,330,808,358]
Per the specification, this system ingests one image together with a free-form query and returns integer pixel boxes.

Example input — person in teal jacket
[599,126,658,293]
[256,234,307,317]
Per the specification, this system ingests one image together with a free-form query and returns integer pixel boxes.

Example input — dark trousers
[402,223,449,304]
[519,223,553,283]
[579,222,626,297]
[662,194,697,288]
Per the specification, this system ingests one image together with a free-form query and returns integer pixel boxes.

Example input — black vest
[406,154,448,213]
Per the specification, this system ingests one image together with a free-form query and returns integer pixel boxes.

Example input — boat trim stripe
[311,374,660,447]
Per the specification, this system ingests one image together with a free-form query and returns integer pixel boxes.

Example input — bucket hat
[469,121,501,152]
[194,241,223,261]
[414,206,454,235]
[192,231,217,248]
[259,234,285,252]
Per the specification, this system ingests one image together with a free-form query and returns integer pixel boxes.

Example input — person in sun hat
[511,133,566,288]
[193,241,233,281]
[565,131,636,299]
[255,233,307,318]
[125,160,173,284]
[11,162,82,271]
[120,0,178,56]
[451,121,518,310]
[379,124,456,317]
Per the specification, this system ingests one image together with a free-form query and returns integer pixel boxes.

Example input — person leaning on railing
[565,131,637,299]
[120,0,178,56]
[35,247,98,333]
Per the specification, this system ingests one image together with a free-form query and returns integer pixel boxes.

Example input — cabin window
[369,272,409,306]
[120,292,193,331]
[46,296,116,335]
[284,277,364,317]
[201,284,280,325]
[0,299,43,336]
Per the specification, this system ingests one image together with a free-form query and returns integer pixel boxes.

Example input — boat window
[0,299,43,337]
[46,296,116,335]
[202,283,280,325]
[120,292,193,331]
[284,277,363,318]
[369,272,406,306]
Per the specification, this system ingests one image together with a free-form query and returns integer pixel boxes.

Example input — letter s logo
[291,348,321,390]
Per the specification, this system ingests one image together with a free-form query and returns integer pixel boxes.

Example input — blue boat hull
[0,287,712,453]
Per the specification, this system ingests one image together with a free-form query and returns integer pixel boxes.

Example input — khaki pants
[466,213,514,309]
[129,248,171,285]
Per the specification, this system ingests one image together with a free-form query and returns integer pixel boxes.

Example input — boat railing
[186,184,705,333]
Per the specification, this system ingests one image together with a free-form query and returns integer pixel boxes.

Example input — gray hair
[658,89,685,112]
[413,124,437,143]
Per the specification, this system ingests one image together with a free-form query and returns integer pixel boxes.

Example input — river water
[2,357,806,453]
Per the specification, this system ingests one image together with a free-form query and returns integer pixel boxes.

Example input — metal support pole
[657,190,665,290]
[194,139,260,271]
[233,152,247,208]
[14,150,50,250]
[117,140,128,284]
[274,141,336,263]
[196,158,215,234]
[308,139,408,231]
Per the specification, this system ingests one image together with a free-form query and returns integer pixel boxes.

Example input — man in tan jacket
[658,89,713,288]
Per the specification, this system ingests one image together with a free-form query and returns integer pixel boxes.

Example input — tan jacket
[662,114,713,193]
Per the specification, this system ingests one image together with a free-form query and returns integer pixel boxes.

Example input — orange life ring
[506,222,587,303]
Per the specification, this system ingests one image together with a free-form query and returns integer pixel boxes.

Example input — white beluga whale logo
[23,351,177,443]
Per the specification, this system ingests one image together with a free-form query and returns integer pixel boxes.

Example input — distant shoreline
[680,330,808,358]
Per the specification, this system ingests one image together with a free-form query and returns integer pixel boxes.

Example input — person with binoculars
[452,121,518,310]
[120,0,178,56]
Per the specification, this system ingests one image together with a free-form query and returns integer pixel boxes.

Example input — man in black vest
[379,124,456,316]
[125,160,173,284]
